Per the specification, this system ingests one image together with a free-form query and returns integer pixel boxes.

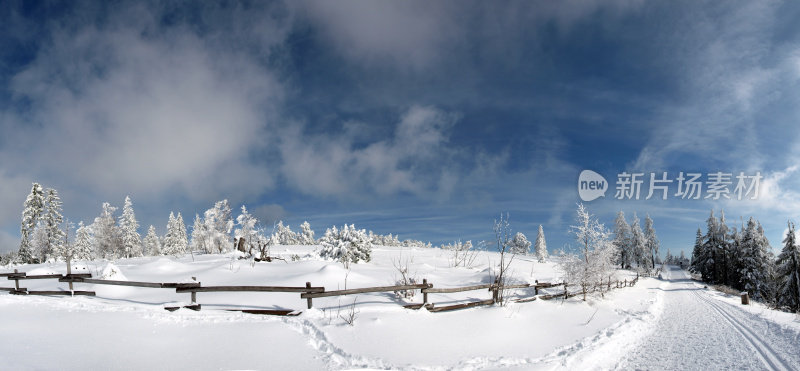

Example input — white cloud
[278,105,460,198]
[2,5,284,206]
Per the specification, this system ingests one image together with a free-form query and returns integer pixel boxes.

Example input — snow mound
[100,263,127,280]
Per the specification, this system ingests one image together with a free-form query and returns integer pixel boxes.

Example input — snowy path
[615,266,800,371]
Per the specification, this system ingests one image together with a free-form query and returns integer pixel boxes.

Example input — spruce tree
[644,214,659,270]
[19,183,45,263]
[630,214,648,270]
[163,212,178,256]
[690,228,703,274]
[190,214,207,254]
[534,224,548,262]
[776,221,800,312]
[43,188,65,261]
[92,203,119,259]
[73,221,94,260]
[118,196,142,258]
[143,225,161,256]
[175,213,188,255]
[613,211,631,269]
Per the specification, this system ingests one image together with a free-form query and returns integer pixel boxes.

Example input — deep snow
[1,246,797,370]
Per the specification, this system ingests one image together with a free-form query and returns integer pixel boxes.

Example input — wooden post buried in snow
[741,292,750,305]
[305,282,313,309]
[13,269,21,293]
[422,279,428,304]
[191,277,197,304]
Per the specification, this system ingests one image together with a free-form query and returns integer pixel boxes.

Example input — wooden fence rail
[2,268,649,315]
[301,283,431,299]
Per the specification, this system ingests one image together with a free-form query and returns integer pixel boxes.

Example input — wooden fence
[1,269,646,315]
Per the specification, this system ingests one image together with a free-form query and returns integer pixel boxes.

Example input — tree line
[8,183,432,265]
[690,210,800,312]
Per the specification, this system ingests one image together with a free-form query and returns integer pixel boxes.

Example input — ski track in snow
[614,267,800,371]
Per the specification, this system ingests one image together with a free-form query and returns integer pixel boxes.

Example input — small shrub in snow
[392,257,418,300]
[318,224,372,268]
[442,240,478,267]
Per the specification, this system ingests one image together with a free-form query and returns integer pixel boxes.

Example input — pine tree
[143,225,161,256]
[776,221,800,312]
[118,196,142,258]
[534,224,548,262]
[19,183,45,263]
[43,188,65,261]
[92,203,119,259]
[298,221,316,245]
[644,214,659,270]
[73,221,94,261]
[509,232,531,255]
[613,211,632,269]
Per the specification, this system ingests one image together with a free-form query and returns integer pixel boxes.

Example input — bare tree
[492,213,516,305]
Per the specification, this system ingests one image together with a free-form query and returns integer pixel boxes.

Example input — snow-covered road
[615,266,800,371]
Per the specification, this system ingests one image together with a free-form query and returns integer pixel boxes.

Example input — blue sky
[2,0,800,258]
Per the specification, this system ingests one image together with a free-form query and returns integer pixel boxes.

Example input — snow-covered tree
[738,217,772,300]
[644,214,659,270]
[273,221,298,245]
[203,200,233,253]
[234,206,258,254]
[297,221,316,245]
[630,214,649,271]
[613,211,632,269]
[118,196,142,258]
[318,224,372,268]
[190,214,207,254]
[43,188,65,261]
[143,225,161,256]
[534,225,548,262]
[690,228,704,274]
[30,221,50,263]
[73,221,94,261]
[561,204,614,300]
[19,183,45,263]
[163,212,188,257]
[92,202,119,259]
[776,221,800,312]
[509,232,531,255]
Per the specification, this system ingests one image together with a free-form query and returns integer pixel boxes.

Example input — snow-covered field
[1,246,798,370]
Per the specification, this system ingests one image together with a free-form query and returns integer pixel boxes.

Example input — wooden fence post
[13,269,20,292]
[563,282,568,299]
[534,280,539,295]
[191,277,197,304]
[305,282,313,309]
[422,279,428,304]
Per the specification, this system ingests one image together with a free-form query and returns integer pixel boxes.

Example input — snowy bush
[509,232,531,255]
[441,240,478,267]
[318,224,372,268]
